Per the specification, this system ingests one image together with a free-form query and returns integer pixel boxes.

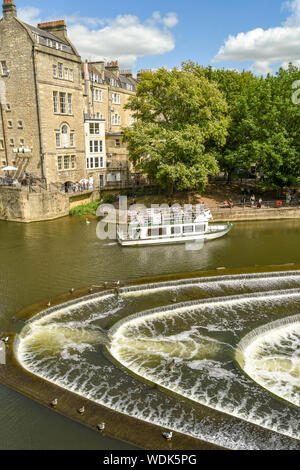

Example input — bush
[69,201,100,217]
[100,194,119,204]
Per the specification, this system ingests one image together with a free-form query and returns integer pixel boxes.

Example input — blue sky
[12,0,300,74]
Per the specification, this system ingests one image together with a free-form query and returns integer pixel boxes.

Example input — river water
[0,217,300,449]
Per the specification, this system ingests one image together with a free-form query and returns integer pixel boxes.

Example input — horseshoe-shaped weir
[12,271,300,450]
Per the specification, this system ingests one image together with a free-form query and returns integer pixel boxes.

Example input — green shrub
[69,200,100,216]
[100,194,119,204]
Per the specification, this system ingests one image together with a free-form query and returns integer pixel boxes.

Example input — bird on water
[162,431,173,441]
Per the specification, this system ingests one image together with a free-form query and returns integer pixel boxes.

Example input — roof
[24,22,69,46]
[23,22,74,54]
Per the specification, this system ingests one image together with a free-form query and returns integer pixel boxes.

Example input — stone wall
[0,186,69,222]
[0,186,102,221]
[212,206,300,222]
[0,14,42,178]
[68,190,100,210]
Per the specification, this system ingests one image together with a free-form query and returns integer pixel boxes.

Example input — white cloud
[18,6,178,69]
[18,6,42,24]
[213,0,300,73]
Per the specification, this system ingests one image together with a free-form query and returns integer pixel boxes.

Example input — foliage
[186,62,300,188]
[69,194,118,217]
[69,201,101,217]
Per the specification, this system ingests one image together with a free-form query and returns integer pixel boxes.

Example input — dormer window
[18,120,23,129]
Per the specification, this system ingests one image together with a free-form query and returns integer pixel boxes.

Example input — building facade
[83,60,139,189]
[0,0,141,192]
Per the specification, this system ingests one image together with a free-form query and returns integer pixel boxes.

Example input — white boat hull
[118,223,233,247]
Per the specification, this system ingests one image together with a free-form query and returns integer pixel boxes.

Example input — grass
[69,194,119,217]
[69,201,101,217]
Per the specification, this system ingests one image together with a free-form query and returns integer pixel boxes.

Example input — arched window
[61,124,69,148]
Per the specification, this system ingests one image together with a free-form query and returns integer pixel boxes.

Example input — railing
[211,200,300,211]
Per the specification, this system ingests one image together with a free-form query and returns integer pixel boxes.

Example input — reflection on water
[17,272,300,450]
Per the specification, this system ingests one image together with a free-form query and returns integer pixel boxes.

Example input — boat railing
[126,209,210,227]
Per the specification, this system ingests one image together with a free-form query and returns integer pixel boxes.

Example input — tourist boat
[117,206,233,247]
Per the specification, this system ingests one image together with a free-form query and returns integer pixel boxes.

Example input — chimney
[90,61,105,78]
[2,0,17,19]
[120,70,133,78]
[105,60,120,78]
[38,20,67,41]
[137,69,152,80]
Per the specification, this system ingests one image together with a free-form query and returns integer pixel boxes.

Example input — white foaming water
[242,323,300,407]
[15,272,300,450]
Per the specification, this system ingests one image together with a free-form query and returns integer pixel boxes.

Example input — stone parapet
[211,207,300,222]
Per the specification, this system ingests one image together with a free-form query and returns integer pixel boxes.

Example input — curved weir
[236,315,300,407]
[14,271,300,450]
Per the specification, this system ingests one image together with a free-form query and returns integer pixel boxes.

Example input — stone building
[83,60,139,188]
[0,0,142,192]
[0,0,85,190]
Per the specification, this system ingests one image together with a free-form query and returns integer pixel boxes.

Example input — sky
[10,0,300,74]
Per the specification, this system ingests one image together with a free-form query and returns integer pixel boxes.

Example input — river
[0,217,299,449]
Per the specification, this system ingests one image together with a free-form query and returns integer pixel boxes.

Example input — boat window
[147,228,167,237]
[183,226,194,233]
[195,225,205,232]
[171,227,181,235]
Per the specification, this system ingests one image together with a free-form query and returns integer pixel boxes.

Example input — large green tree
[123,67,229,194]
[187,62,300,188]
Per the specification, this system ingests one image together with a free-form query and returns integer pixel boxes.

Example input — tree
[256,65,300,189]
[183,62,260,182]
[123,67,229,195]
[187,62,300,189]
